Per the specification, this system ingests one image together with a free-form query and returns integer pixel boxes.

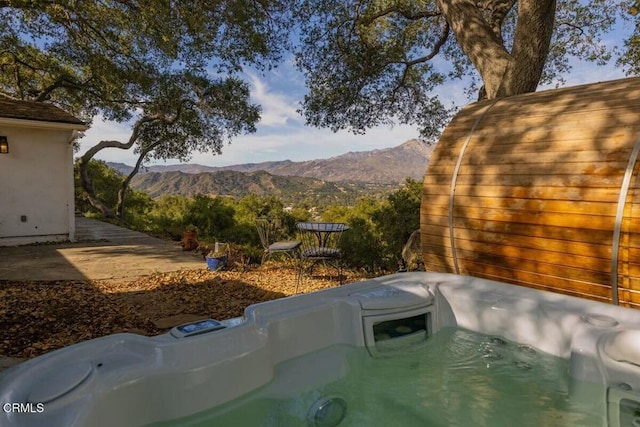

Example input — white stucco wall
[0,122,79,246]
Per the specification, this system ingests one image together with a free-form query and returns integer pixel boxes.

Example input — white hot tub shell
[1,272,640,426]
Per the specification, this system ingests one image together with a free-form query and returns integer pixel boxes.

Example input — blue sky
[78,40,630,168]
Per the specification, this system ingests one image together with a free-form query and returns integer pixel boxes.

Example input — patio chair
[255,218,301,265]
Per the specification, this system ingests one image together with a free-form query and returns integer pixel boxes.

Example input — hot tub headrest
[603,330,640,367]
[348,283,433,310]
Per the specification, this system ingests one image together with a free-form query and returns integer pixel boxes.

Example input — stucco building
[0,99,87,246]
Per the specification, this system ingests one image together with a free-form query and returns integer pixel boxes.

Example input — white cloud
[246,71,303,127]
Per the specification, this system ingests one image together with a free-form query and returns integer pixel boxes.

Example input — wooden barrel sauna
[421,76,640,308]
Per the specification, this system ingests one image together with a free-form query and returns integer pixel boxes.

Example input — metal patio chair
[255,218,301,265]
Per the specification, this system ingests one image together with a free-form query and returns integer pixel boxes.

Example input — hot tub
[1,272,640,426]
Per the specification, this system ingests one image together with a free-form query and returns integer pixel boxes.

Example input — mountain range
[108,139,433,204]
[108,138,434,184]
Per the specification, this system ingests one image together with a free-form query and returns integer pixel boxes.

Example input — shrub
[183,195,236,239]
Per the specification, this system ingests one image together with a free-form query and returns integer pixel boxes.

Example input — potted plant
[205,242,228,271]
[181,225,199,251]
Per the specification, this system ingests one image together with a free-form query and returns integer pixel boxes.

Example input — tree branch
[406,21,450,66]
[34,74,78,102]
[476,0,517,42]
[387,20,450,104]
[0,92,20,100]
[77,115,161,217]
[556,21,586,35]
[114,102,186,217]
[361,4,441,26]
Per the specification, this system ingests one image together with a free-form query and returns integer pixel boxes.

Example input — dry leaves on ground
[0,265,365,358]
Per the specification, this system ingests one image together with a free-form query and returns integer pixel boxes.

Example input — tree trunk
[496,0,556,97]
[437,0,557,99]
[77,156,116,218]
[77,116,156,218]
[115,142,160,218]
[436,0,510,98]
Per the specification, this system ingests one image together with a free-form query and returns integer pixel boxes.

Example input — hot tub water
[155,327,604,427]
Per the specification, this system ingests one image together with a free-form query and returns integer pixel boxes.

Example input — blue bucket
[206,256,227,271]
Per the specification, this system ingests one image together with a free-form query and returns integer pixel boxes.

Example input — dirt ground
[0,264,367,359]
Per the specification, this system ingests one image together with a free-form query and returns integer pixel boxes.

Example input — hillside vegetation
[130,170,394,207]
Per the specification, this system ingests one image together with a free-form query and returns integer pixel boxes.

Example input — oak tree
[0,0,290,218]
[295,0,633,136]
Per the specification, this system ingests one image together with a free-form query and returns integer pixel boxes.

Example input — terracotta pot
[181,231,199,251]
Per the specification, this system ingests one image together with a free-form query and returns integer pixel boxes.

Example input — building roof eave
[0,117,89,132]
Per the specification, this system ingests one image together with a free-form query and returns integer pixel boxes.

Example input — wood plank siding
[421,77,640,308]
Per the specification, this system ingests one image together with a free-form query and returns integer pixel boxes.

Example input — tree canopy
[3,0,639,220]
[0,0,291,217]
[294,0,637,137]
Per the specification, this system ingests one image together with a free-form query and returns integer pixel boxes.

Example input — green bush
[218,223,260,246]
[227,243,264,269]
[338,217,386,273]
[183,195,236,239]
[372,178,422,268]
[145,195,192,240]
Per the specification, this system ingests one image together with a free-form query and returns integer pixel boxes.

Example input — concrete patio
[0,218,211,372]
[0,217,207,281]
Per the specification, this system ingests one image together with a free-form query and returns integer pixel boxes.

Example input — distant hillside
[130,170,394,206]
[109,139,433,184]
[219,139,433,183]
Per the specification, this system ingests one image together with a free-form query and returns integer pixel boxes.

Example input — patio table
[295,222,349,291]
